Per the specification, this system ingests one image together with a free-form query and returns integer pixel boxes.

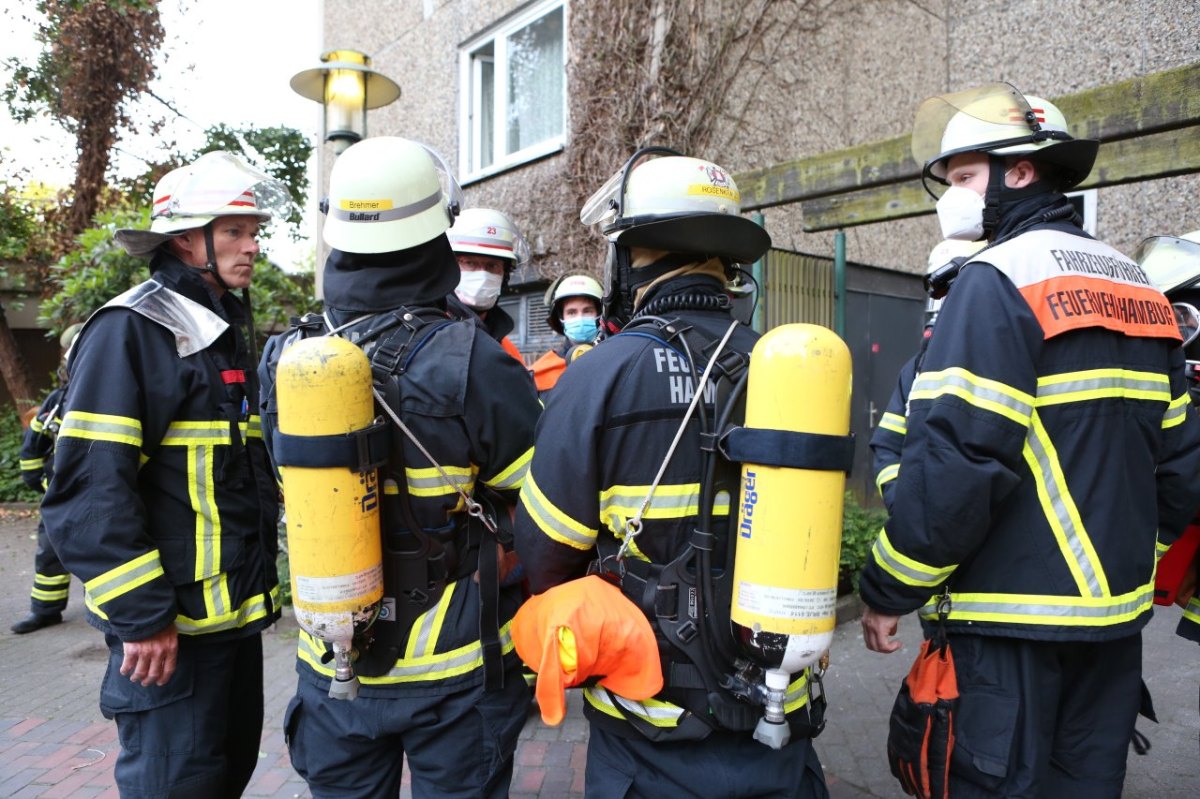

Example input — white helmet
[115,151,290,257]
[581,148,770,320]
[1134,231,1200,295]
[912,83,1098,193]
[925,239,986,325]
[447,208,531,269]
[543,273,603,334]
[323,137,462,254]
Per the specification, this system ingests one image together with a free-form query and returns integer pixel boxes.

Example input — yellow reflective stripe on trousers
[404,464,476,498]
[583,687,687,727]
[878,412,907,436]
[1022,409,1109,598]
[520,473,597,550]
[485,446,532,491]
[175,584,281,634]
[32,586,70,601]
[405,581,456,659]
[919,583,1153,626]
[870,527,956,587]
[1034,368,1170,407]
[60,411,143,448]
[84,550,164,607]
[1183,595,1200,627]
[298,620,516,684]
[36,572,71,586]
[875,464,900,494]
[1163,393,1190,429]
[1155,537,1170,560]
[910,368,1033,427]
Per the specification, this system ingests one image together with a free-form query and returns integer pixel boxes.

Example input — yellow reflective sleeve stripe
[1021,410,1109,598]
[875,464,900,494]
[878,412,907,436]
[1035,369,1170,407]
[298,618,516,684]
[485,447,533,491]
[30,418,45,433]
[919,583,1153,627]
[404,465,476,498]
[910,368,1033,427]
[175,584,280,634]
[405,581,456,659]
[84,550,164,607]
[60,412,143,448]
[520,473,597,550]
[870,527,957,587]
[1163,393,1190,429]
[19,458,45,470]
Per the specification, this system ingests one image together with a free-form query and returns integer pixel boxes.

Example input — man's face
[173,215,262,291]
[561,296,600,321]
[456,253,507,276]
[944,153,992,197]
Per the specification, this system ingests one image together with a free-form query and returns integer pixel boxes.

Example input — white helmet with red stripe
[446,208,531,270]
[116,151,290,257]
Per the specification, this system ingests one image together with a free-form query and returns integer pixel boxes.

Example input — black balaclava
[322,234,460,322]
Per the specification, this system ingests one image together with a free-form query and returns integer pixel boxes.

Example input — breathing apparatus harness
[272,307,510,689]
[592,292,828,740]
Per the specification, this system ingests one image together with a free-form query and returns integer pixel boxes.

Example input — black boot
[10,612,62,634]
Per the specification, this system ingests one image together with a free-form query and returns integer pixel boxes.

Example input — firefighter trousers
[584,723,829,799]
[946,631,1142,799]
[100,632,264,798]
[284,663,530,798]
[30,518,69,615]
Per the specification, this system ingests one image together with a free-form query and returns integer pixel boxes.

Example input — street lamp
[290,49,401,154]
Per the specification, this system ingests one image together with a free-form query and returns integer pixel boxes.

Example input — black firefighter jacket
[41,256,281,644]
[860,215,1200,642]
[20,385,65,491]
[515,278,822,741]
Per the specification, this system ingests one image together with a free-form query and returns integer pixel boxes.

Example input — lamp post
[290,49,401,154]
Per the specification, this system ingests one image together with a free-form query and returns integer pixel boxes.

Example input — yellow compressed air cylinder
[731,323,851,674]
[277,336,383,647]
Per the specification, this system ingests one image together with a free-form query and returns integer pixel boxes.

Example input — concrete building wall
[321,0,1200,279]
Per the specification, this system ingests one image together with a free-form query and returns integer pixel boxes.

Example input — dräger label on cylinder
[736,582,837,620]
[738,470,758,539]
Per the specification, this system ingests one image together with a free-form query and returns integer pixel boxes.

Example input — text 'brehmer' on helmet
[115,151,291,258]
[447,208,532,270]
[579,147,771,321]
[322,137,464,255]
[911,82,1099,197]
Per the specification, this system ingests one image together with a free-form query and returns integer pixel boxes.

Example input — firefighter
[1137,231,1200,640]
[859,85,1200,797]
[39,151,286,798]
[870,240,983,510]
[515,149,829,798]
[529,272,603,396]
[258,137,539,799]
[446,206,529,363]
[9,324,80,634]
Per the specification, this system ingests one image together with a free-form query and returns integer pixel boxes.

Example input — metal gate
[761,249,835,329]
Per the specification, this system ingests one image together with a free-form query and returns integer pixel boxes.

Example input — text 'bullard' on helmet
[911,82,1099,196]
[579,149,770,265]
[322,137,464,255]
[115,151,292,258]
[447,208,531,269]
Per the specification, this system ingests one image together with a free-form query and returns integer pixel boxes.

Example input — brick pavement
[3,507,1198,798]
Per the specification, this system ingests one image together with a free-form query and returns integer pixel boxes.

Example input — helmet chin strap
[982,154,1005,240]
[202,224,230,292]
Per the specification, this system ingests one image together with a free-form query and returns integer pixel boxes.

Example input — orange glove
[512,575,663,725]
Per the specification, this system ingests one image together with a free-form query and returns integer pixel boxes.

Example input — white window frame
[458,0,567,183]
[1066,188,1097,237]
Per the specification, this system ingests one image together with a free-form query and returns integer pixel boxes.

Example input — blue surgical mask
[563,316,600,344]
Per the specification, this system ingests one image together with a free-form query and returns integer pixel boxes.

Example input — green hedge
[0,406,42,503]
[840,491,888,595]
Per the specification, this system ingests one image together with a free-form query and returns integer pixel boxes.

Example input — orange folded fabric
[512,575,663,725]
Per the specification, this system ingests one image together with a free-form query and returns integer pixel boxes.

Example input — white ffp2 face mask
[935,185,987,242]
[455,270,503,310]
